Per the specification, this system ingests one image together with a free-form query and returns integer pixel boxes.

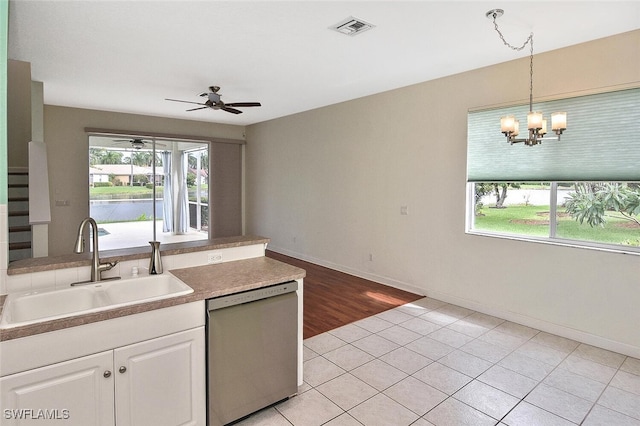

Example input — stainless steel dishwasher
[206,281,299,426]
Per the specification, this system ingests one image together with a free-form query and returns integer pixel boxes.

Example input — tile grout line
[328,304,517,423]
[580,354,629,425]
[300,300,640,426]
[500,333,581,425]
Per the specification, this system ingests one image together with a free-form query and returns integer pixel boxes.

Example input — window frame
[465,182,640,256]
[88,136,212,251]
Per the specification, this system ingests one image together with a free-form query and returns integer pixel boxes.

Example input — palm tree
[131,151,152,166]
[201,153,209,173]
[188,153,198,169]
[89,148,106,165]
[101,150,124,164]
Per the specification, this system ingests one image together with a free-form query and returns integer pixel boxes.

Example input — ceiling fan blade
[225,102,261,107]
[165,98,207,106]
[186,106,208,112]
[221,106,243,114]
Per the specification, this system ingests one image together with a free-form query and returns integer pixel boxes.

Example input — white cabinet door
[113,327,205,426]
[0,351,114,426]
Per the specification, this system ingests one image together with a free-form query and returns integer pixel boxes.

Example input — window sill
[466,229,640,257]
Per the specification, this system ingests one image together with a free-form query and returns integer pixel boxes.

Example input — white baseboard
[268,246,425,297]
[269,246,640,359]
[427,290,640,359]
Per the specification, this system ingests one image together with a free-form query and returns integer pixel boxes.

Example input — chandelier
[486,9,567,146]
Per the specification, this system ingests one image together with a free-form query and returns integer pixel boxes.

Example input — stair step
[9,249,32,262]
[8,210,29,217]
[9,241,32,250]
[8,201,29,211]
[9,225,31,233]
[8,169,32,249]
[8,188,29,199]
[9,215,29,225]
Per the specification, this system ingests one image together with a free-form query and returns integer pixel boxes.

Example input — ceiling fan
[113,138,164,150]
[165,86,261,115]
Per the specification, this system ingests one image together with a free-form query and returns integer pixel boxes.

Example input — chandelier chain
[490,15,533,52]
[491,14,535,109]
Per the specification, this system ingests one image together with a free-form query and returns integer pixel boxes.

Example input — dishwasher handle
[207,281,298,311]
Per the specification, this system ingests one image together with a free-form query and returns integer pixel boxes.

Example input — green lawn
[474,204,640,246]
[517,183,551,190]
[90,186,209,206]
[91,186,157,195]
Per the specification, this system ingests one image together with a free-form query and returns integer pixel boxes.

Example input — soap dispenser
[149,241,163,274]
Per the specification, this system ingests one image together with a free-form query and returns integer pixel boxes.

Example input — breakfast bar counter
[0,256,306,342]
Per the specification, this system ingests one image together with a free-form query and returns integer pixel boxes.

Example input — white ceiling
[8,1,640,126]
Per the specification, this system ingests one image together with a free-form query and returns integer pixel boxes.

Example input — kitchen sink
[7,286,101,325]
[0,274,193,329]
[104,275,193,304]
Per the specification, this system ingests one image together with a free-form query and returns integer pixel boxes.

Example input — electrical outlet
[207,252,223,264]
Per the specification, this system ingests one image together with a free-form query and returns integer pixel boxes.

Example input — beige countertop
[7,235,270,275]
[0,256,306,342]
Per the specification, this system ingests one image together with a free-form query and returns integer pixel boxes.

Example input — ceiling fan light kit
[112,138,166,150]
[486,9,567,147]
[114,138,150,150]
[166,85,261,115]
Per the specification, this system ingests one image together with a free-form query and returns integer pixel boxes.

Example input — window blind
[467,87,640,182]
[210,142,242,237]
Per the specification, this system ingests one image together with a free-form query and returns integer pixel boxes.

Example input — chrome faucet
[73,217,119,284]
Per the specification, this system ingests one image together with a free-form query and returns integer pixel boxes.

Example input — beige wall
[245,30,640,355]
[7,60,31,168]
[43,106,245,256]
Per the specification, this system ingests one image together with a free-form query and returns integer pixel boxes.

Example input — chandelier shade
[551,112,567,132]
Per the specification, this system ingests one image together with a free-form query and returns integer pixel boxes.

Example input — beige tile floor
[237,297,640,426]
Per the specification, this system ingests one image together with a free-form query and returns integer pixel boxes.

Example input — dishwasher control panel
[207,281,298,311]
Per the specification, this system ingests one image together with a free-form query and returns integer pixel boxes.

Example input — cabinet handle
[119,366,127,374]
[103,370,112,378]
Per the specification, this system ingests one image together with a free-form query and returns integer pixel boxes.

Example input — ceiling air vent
[330,16,375,36]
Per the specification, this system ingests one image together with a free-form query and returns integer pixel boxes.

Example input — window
[87,133,243,251]
[470,182,640,250]
[89,136,210,250]
[466,88,640,252]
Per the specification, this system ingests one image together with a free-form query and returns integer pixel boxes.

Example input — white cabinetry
[114,328,205,426]
[0,351,114,425]
[1,328,205,426]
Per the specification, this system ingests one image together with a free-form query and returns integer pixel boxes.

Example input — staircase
[8,169,32,261]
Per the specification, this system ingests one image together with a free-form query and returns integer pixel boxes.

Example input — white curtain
[174,150,190,234]
[162,151,173,232]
